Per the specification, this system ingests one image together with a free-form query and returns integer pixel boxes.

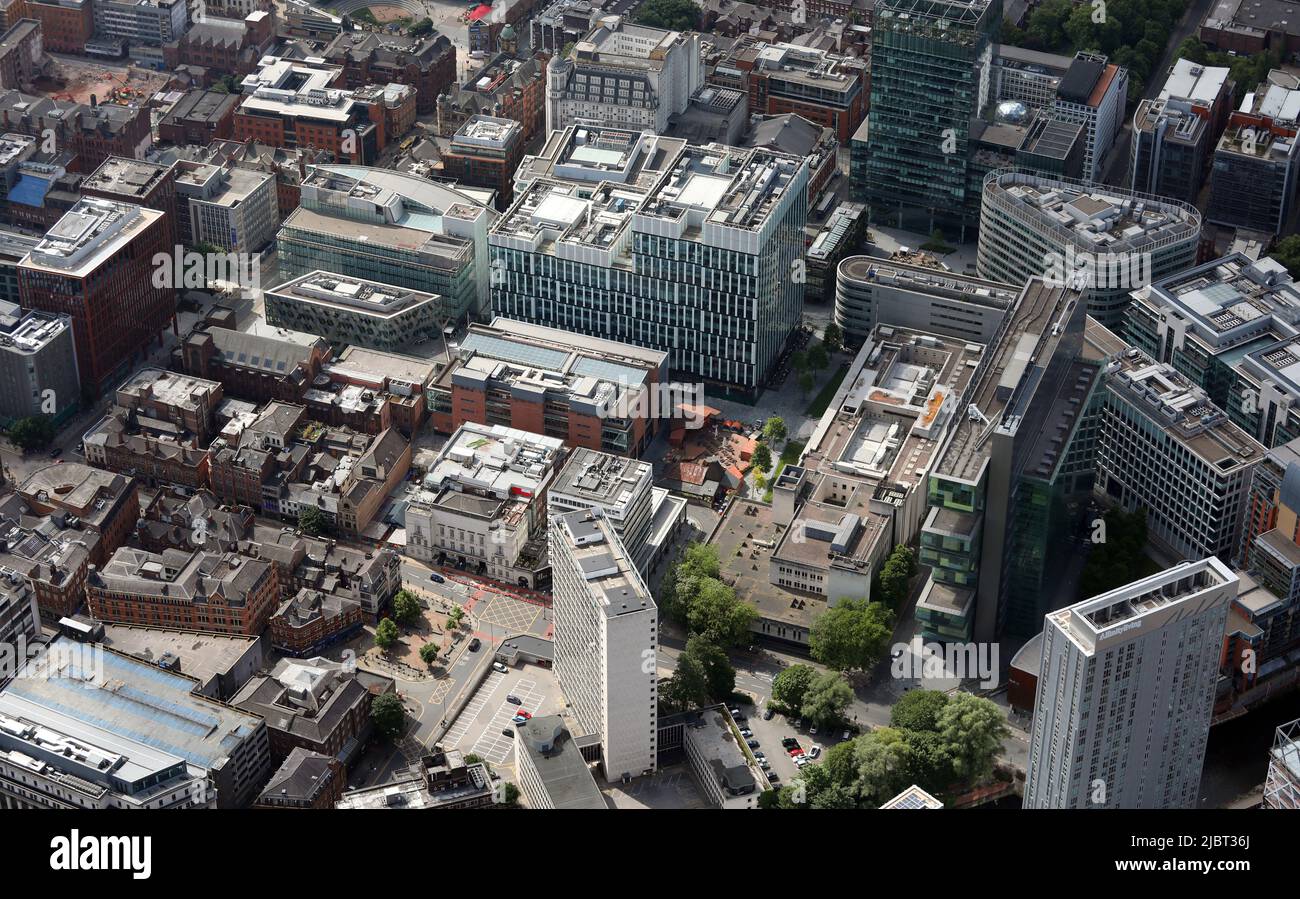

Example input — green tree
[297,506,329,536]
[497,782,521,807]
[821,323,842,354]
[1175,36,1209,64]
[791,349,808,373]
[419,642,440,666]
[936,692,1009,784]
[762,416,788,443]
[1273,234,1300,279]
[798,370,816,397]
[890,689,950,732]
[903,728,956,792]
[849,727,914,807]
[770,663,817,714]
[752,441,773,474]
[410,16,434,36]
[809,598,894,672]
[446,605,465,629]
[801,670,854,728]
[6,415,55,451]
[373,617,400,651]
[686,578,757,648]
[807,342,829,372]
[370,692,406,739]
[392,590,422,627]
[821,738,858,786]
[633,0,700,31]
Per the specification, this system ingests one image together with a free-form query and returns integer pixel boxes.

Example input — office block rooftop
[268,271,441,320]
[1097,334,1264,468]
[82,157,174,201]
[3,638,262,774]
[935,278,1083,481]
[555,509,654,619]
[983,170,1201,255]
[1132,254,1300,353]
[550,447,652,513]
[497,124,805,261]
[411,423,563,525]
[1047,557,1238,655]
[22,198,163,277]
[238,57,354,123]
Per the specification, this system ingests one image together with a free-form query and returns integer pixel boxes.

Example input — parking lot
[744,698,852,785]
[441,663,562,768]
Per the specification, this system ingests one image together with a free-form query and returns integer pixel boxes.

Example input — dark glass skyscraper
[860,0,1001,241]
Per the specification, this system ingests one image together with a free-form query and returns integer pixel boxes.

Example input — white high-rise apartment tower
[1025,558,1236,809]
[550,509,657,782]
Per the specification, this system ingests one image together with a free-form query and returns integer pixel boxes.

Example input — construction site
[33,58,171,106]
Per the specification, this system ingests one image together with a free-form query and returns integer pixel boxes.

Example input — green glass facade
[861,0,1000,241]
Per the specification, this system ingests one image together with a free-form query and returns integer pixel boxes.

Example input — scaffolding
[1263,717,1300,809]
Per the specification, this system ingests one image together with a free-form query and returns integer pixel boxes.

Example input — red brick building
[269,588,363,656]
[24,0,89,54]
[87,546,281,636]
[18,198,175,397]
[320,29,456,116]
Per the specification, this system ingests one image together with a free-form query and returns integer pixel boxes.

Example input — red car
[788,747,804,757]
[518,710,532,719]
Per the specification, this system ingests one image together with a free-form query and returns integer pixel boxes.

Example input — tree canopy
[373,617,400,651]
[809,598,894,672]
[370,692,406,739]
[6,415,55,451]
[661,543,757,648]
[392,590,422,627]
[297,506,329,536]
[634,0,701,31]
[771,663,817,714]
[800,670,854,728]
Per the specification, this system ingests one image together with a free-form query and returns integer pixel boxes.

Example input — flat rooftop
[22,198,164,278]
[516,715,607,809]
[1048,558,1237,654]
[1141,253,1300,350]
[83,157,173,200]
[268,270,439,319]
[1102,339,1265,469]
[555,509,654,620]
[551,447,652,511]
[986,170,1201,253]
[100,624,259,689]
[935,278,1081,481]
[4,637,262,772]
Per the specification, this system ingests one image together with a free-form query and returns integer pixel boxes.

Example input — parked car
[493,662,508,674]
[781,737,799,749]
[808,744,822,759]
[48,447,62,458]
[788,747,804,757]
[841,729,852,741]
[502,728,514,737]
[512,715,528,726]
[739,728,752,738]
[506,694,521,704]
[758,759,770,769]
[746,739,760,749]
[518,710,532,720]
[753,751,765,760]
[768,772,781,783]
[809,725,818,736]
[762,708,776,721]
[468,638,481,652]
